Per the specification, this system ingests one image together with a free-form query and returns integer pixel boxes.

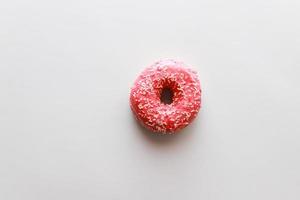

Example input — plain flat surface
[0,0,300,199]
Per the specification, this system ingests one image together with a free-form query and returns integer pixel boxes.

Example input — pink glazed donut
[130,59,201,134]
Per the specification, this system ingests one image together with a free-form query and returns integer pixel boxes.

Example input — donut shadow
[130,111,202,147]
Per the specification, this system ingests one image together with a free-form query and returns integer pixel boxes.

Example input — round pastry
[130,59,201,134]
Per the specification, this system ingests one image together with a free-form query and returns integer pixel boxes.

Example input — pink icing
[130,59,201,134]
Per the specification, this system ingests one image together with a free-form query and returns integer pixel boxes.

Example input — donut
[130,59,202,134]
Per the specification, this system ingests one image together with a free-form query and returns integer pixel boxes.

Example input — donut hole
[156,78,183,105]
[160,87,174,104]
